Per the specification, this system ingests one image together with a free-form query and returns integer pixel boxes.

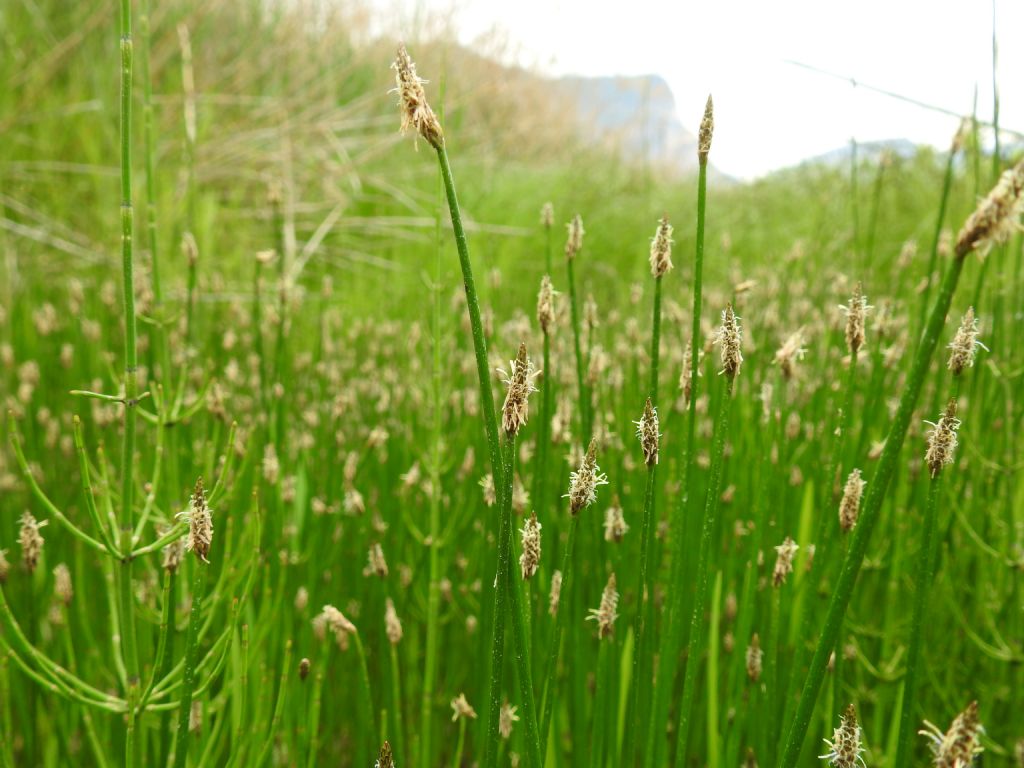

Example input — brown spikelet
[820,703,865,768]
[925,400,961,479]
[391,44,444,150]
[519,512,542,580]
[920,700,983,768]
[540,202,554,229]
[298,657,311,681]
[566,439,609,515]
[384,598,403,644]
[775,328,807,380]
[698,95,714,160]
[19,511,47,574]
[565,215,585,260]
[501,343,539,436]
[840,283,872,354]
[537,275,556,334]
[177,478,213,563]
[838,469,866,533]
[587,572,619,639]
[716,303,743,378]
[649,215,674,278]
[376,740,395,768]
[947,307,986,375]
[746,633,763,682]
[548,570,563,616]
[954,160,1024,258]
[499,701,519,739]
[772,536,799,587]
[450,692,477,721]
[635,398,660,466]
[53,563,73,605]
[603,497,629,542]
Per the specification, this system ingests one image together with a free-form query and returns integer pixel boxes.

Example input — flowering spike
[820,703,866,768]
[716,303,743,378]
[566,439,609,515]
[634,398,660,466]
[565,215,585,260]
[947,307,986,375]
[839,469,866,533]
[649,215,674,278]
[954,160,1024,258]
[501,342,539,436]
[391,44,444,150]
[177,478,213,563]
[587,572,619,639]
[925,400,961,479]
[519,512,542,580]
[698,95,714,160]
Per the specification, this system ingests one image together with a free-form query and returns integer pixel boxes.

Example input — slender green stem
[624,463,656,764]
[172,561,209,768]
[254,640,294,768]
[778,254,966,768]
[649,275,662,402]
[566,256,590,443]
[533,329,552,521]
[894,463,945,764]
[435,145,503,496]
[674,374,734,765]
[646,154,708,768]
[539,516,579,748]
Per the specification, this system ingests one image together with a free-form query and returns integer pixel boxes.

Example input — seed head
[634,398,660,466]
[363,542,389,579]
[772,536,799,587]
[548,570,563,616]
[775,328,807,380]
[315,604,357,645]
[947,307,987,375]
[925,400,961,479]
[18,511,47,574]
[299,657,311,680]
[376,740,395,768]
[500,343,539,437]
[566,439,609,515]
[839,283,872,354]
[540,202,554,229]
[177,478,213,563]
[716,303,743,378]
[603,498,629,543]
[746,633,763,682]
[838,469,866,533]
[519,512,542,580]
[451,692,477,722]
[385,597,403,644]
[920,700,983,768]
[587,572,619,639]
[820,704,866,768]
[537,275,557,335]
[565,215,585,260]
[649,215,674,278]
[499,701,520,739]
[955,160,1024,258]
[391,44,444,150]
[698,95,714,160]
[680,339,701,407]
[53,563,73,605]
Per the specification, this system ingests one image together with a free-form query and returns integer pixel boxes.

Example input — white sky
[377,0,1023,179]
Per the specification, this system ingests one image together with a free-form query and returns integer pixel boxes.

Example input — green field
[1,1,1022,766]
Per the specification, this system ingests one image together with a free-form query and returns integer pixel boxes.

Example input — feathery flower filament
[954,160,1024,258]
[315,604,357,645]
[566,439,609,515]
[391,44,444,150]
[775,328,807,380]
[773,536,799,586]
[537,275,557,334]
[176,478,213,563]
[925,400,961,479]
[565,215,585,260]
[384,597,403,644]
[18,511,47,574]
[920,700,983,768]
[499,701,519,739]
[450,692,477,722]
[839,283,872,354]
[603,499,629,542]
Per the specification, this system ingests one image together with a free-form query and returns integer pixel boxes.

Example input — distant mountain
[556,74,706,177]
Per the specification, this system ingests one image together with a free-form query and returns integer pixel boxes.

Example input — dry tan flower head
[566,439,609,515]
[540,202,554,229]
[53,563,73,605]
[698,95,714,160]
[450,692,477,722]
[650,215,674,278]
[391,44,444,150]
[680,339,702,407]
[955,160,1024,258]
[839,469,866,533]
[501,343,539,436]
[176,478,213,563]
[549,570,563,616]
[634,398,660,466]
[840,283,872,355]
[316,604,357,645]
[925,400,961,479]
[19,511,47,574]
[565,215,585,260]
[587,572,619,639]
[775,328,807,380]
[603,497,629,543]
[499,701,520,739]
[820,704,865,768]
[537,275,557,334]
[519,512,542,580]
[947,307,987,375]
[746,633,763,682]
[772,536,799,586]
[385,597,403,644]
[363,542,389,579]
[920,700,983,768]
[716,303,743,378]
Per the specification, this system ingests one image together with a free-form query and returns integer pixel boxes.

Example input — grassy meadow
[0,1,1022,767]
